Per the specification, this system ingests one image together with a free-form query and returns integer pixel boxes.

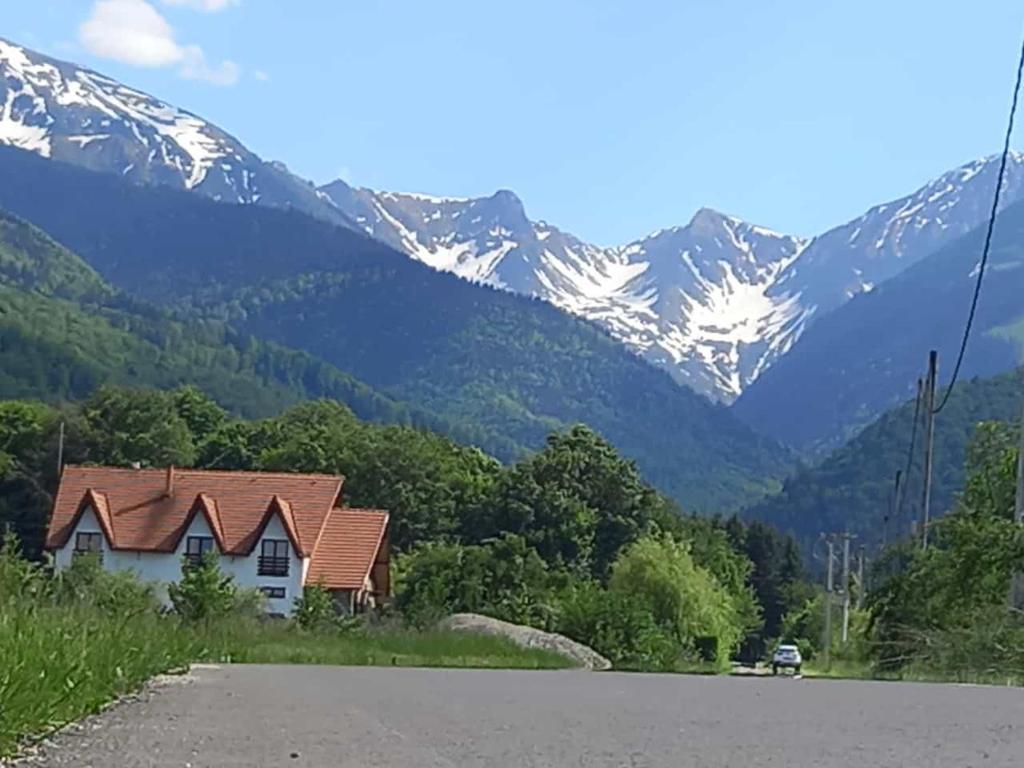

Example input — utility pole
[823,535,835,671]
[885,469,902,551]
[921,351,938,549]
[856,545,866,610]
[841,534,852,644]
[56,420,65,476]
[1009,368,1024,607]
[1015,369,1024,526]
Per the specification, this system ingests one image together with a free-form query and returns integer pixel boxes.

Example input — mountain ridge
[0,144,794,512]
[5,38,1024,405]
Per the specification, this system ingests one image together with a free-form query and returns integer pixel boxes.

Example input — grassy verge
[802,660,1024,686]
[192,620,571,670]
[0,549,569,758]
[0,609,568,757]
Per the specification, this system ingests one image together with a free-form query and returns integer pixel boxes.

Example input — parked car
[772,643,802,675]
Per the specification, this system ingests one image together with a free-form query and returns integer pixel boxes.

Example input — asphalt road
[14,665,1024,767]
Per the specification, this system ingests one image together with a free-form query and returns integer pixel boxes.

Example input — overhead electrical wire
[933,30,1024,414]
[894,380,924,520]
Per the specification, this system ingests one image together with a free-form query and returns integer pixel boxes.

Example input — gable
[45,466,343,555]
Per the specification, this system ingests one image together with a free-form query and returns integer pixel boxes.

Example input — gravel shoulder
[9,664,1024,767]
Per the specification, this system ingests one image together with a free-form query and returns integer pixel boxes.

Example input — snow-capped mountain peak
[0,38,350,226]
[5,37,1024,403]
[320,153,1024,402]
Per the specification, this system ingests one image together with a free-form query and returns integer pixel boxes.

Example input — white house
[46,465,390,616]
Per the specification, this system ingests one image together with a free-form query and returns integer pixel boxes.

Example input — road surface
[13,665,1024,767]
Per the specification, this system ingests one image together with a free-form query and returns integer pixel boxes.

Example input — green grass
[0,547,570,758]
[192,621,571,670]
[802,660,1024,687]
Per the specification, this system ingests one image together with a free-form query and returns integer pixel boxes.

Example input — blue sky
[6,1,1024,244]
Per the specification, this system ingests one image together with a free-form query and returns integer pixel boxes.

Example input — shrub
[609,535,745,667]
[167,552,238,623]
[395,535,557,628]
[555,581,676,669]
[54,554,160,617]
[291,583,362,633]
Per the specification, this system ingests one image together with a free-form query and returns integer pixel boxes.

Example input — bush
[395,535,557,628]
[167,552,239,623]
[609,535,746,667]
[291,583,362,634]
[54,554,160,617]
[555,581,676,669]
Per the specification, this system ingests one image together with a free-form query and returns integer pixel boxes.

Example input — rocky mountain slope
[5,37,1024,406]
[321,155,1024,402]
[734,194,1024,453]
[0,38,350,228]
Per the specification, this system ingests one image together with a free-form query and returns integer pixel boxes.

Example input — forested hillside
[0,208,504,447]
[744,367,1023,549]
[734,199,1024,454]
[0,147,792,512]
[0,386,810,668]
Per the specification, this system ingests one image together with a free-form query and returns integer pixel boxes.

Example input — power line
[933,30,1024,414]
[894,378,924,520]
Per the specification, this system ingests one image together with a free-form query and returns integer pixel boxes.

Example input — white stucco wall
[53,506,306,616]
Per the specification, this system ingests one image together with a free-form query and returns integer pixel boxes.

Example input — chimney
[165,465,175,497]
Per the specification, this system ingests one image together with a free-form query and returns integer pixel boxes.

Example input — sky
[6,1,1024,245]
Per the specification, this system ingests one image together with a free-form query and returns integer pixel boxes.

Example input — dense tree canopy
[0,384,811,667]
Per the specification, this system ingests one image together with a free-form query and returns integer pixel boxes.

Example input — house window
[258,539,290,576]
[185,536,215,568]
[73,532,103,563]
[260,586,286,599]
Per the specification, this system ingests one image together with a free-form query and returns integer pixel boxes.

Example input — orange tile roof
[46,466,344,556]
[307,509,389,590]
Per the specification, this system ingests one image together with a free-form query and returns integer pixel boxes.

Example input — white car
[772,644,802,675]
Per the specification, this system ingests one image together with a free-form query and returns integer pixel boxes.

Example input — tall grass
[0,542,568,758]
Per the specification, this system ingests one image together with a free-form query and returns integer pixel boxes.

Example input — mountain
[0,204,456,433]
[321,154,1024,402]
[0,38,351,229]
[734,195,1024,453]
[5,38,1024,406]
[0,146,793,512]
[743,366,1024,551]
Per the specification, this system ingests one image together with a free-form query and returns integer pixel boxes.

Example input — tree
[82,387,196,467]
[555,580,676,669]
[395,534,556,627]
[609,535,747,665]
[867,421,1024,670]
[470,425,660,578]
[172,386,227,444]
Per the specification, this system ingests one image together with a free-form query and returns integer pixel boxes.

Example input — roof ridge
[64,464,344,481]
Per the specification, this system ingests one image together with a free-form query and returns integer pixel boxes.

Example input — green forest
[746,366,1024,550]
[0,384,809,669]
[0,147,791,513]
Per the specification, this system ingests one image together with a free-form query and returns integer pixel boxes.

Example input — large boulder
[440,613,612,671]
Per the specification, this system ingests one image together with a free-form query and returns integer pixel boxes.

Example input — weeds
[0,539,568,758]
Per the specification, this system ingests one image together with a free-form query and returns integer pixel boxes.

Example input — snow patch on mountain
[0,38,351,227]
[320,154,1024,402]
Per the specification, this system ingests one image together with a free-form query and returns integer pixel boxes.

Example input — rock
[439,613,612,671]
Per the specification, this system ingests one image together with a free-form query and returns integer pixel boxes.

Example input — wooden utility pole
[56,421,65,476]
[885,469,902,550]
[856,545,866,610]
[1015,372,1024,526]
[841,534,852,644]
[921,351,938,549]
[823,535,835,670]
[1010,369,1024,608]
